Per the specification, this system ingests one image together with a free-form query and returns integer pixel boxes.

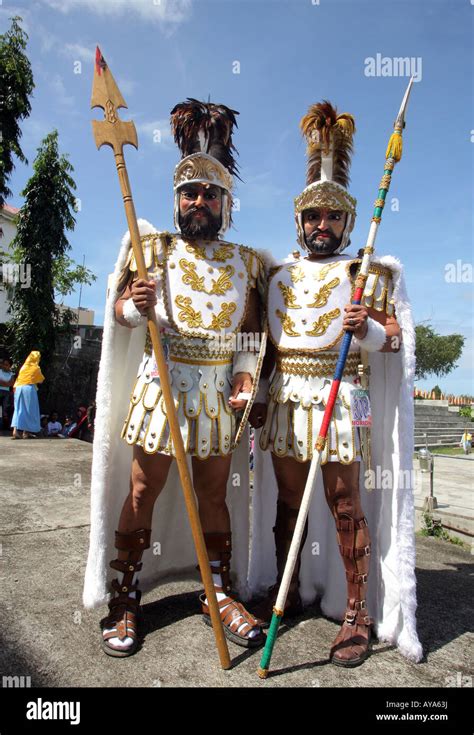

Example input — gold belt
[170,354,232,366]
[145,332,234,364]
[276,351,361,377]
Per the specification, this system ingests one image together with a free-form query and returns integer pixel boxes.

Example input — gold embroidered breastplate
[267,255,394,353]
[163,236,254,339]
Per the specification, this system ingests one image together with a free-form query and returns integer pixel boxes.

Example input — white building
[0,203,20,323]
[0,204,94,326]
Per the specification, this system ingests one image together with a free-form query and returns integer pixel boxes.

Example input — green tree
[6,130,95,368]
[0,16,34,208]
[415,324,464,381]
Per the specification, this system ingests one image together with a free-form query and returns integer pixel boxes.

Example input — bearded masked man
[83,99,266,656]
[248,102,422,667]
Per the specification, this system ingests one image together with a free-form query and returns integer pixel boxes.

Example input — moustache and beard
[179,206,222,240]
[305,227,344,255]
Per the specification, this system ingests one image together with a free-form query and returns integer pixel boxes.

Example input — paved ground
[413,452,473,543]
[0,435,473,688]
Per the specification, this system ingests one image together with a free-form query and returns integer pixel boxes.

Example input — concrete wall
[36,326,103,418]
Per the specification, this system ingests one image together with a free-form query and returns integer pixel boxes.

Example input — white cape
[248,253,423,663]
[83,220,251,609]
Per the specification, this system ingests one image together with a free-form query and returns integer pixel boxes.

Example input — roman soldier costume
[83,100,266,653]
[250,102,422,665]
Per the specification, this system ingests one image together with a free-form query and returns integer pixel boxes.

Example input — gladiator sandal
[199,531,265,649]
[254,500,308,628]
[329,515,373,667]
[101,527,151,658]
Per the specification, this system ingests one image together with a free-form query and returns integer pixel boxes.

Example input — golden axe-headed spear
[91,47,231,669]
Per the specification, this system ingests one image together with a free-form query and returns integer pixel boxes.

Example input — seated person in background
[47,411,63,437]
[58,415,77,438]
[69,406,88,440]
[40,415,49,437]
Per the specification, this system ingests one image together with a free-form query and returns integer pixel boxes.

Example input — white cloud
[135,119,173,148]
[62,43,96,64]
[39,0,192,28]
[21,117,55,152]
[49,73,75,109]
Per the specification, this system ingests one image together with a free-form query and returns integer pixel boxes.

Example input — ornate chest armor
[260,253,395,465]
[122,232,263,458]
[127,233,261,340]
[267,255,394,353]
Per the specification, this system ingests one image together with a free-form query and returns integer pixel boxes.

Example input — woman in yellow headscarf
[11,351,45,439]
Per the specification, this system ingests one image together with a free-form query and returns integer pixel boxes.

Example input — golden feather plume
[300,101,355,188]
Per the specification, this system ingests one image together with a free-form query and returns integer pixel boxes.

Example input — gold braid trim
[276,351,361,377]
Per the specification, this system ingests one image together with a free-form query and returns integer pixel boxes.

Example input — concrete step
[415,408,468,416]
[414,425,472,438]
[415,423,468,430]
[415,436,465,445]
[415,417,469,423]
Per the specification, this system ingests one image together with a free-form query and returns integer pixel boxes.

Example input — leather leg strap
[330,515,373,665]
[334,515,371,609]
[201,531,232,594]
[111,528,151,598]
[105,528,151,641]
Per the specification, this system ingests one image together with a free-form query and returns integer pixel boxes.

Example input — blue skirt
[11,384,41,432]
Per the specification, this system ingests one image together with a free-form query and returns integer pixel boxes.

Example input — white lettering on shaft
[26,698,81,725]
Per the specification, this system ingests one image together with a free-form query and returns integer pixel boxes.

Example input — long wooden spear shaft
[258,77,415,679]
[91,46,231,670]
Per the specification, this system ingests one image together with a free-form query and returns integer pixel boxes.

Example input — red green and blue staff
[258,77,415,679]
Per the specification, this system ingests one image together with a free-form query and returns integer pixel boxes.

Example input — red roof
[2,204,20,215]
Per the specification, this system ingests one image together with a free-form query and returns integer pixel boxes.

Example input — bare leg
[271,453,310,508]
[191,454,232,561]
[253,454,311,624]
[116,446,173,558]
[102,446,173,656]
[191,454,264,647]
[321,461,363,519]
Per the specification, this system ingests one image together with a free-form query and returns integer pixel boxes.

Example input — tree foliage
[6,130,94,367]
[415,323,464,381]
[0,16,34,208]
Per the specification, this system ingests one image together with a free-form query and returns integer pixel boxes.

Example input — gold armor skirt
[121,335,237,459]
[260,351,366,464]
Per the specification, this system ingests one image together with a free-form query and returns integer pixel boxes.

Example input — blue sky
[1,0,472,395]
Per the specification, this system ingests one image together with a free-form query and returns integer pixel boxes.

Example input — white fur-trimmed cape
[82,220,252,609]
[249,252,423,663]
